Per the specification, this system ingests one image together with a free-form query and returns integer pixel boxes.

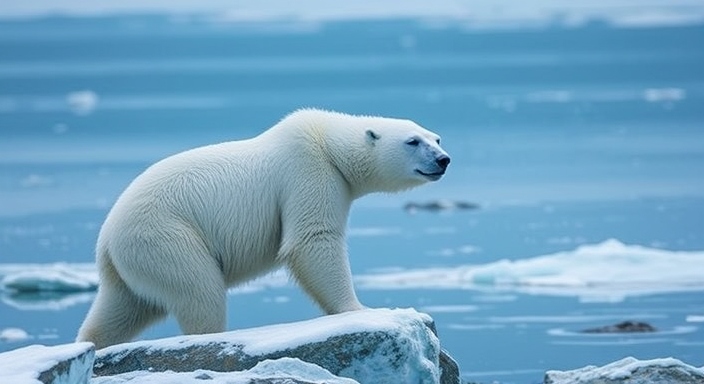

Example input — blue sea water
[1,15,703,383]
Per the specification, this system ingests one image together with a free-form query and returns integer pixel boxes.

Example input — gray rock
[439,349,460,384]
[581,320,657,334]
[545,356,704,384]
[94,308,460,384]
[404,200,479,214]
[0,342,94,384]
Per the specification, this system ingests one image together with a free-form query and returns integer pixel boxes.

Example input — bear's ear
[366,129,380,145]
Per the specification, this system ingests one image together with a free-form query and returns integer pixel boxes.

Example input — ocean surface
[1,14,703,384]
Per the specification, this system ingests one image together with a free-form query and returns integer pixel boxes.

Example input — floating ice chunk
[66,90,99,115]
[0,263,291,299]
[0,263,98,293]
[420,305,477,313]
[643,87,686,102]
[525,90,573,103]
[0,328,30,342]
[348,227,402,237]
[2,291,96,311]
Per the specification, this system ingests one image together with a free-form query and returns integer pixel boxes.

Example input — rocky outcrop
[404,200,479,214]
[0,342,94,384]
[581,321,657,333]
[545,357,704,384]
[94,308,460,384]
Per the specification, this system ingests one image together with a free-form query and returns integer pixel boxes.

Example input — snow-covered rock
[545,357,704,384]
[94,308,460,384]
[92,357,360,383]
[0,342,94,384]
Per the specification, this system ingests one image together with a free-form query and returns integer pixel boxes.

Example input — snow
[356,239,704,302]
[545,356,704,382]
[98,308,432,357]
[92,358,359,384]
[0,342,94,384]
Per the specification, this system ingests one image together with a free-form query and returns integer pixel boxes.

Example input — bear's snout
[436,154,451,171]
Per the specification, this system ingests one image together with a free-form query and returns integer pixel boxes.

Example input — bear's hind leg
[167,270,227,336]
[77,259,166,349]
[157,254,227,336]
[114,229,228,337]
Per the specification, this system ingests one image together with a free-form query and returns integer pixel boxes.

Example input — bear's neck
[320,136,378,200]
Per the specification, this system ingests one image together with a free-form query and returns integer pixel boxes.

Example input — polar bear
[76,109,450,348]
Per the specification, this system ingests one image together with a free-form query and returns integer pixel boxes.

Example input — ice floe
[0,263,98,293]
[0,262,289,309]
[0,263,98,310]
[356,239,704,302]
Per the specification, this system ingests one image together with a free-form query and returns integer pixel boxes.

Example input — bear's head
[362,118,450,194]
[284,109,450,197]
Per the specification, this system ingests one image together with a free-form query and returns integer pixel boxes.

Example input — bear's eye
[436,138,441,145]
[406,139,420,146]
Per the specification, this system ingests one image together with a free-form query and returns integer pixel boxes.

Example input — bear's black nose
[436,155,451,170]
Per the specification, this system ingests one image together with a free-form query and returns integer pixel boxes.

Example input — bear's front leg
[282,233,365,315]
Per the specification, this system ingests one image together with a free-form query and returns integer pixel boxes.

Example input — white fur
[76,109,449,348]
